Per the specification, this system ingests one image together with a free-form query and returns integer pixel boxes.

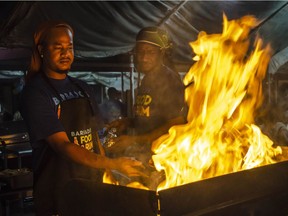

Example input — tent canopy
[1,1,288,75]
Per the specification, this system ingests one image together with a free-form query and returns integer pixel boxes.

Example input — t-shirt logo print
[135,94,152,117]
[71,129,94,151]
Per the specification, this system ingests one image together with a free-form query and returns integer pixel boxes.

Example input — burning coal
[151,14,283,191]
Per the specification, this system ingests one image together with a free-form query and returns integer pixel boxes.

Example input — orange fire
[151,15,282,191]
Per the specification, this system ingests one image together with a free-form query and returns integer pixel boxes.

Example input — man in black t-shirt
[110,26,186,150]
[108,26,187,189]
[20,20,144,215]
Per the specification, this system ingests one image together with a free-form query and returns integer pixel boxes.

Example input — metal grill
[59,160,288,216]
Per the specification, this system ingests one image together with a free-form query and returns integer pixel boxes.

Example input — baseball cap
[136,26,172,49]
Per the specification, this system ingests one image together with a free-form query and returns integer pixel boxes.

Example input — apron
[33,75,103,215]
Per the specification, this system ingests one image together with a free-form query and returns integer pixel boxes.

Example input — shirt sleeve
[162,74,186,120]
[19,85,65,144]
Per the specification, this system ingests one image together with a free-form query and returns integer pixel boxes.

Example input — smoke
[255,82,288,146]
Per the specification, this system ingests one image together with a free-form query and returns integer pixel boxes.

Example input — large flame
[151,15,282,191]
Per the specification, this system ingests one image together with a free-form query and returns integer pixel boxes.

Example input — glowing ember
[151,14,282,191]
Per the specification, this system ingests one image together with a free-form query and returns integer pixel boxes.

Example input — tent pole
[129,53,135,118]
[250,2,288,34]
[158,1,189,26]
[121,71,124,96]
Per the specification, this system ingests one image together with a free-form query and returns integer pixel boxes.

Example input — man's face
[42,27,74,74]
[135,43,163,74]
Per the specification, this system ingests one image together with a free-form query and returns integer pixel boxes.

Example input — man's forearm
[47,131,115,170]
[61,142,114,169]
[137,116,186,144]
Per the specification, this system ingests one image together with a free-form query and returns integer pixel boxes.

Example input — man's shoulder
[27,73,46,84]
[161,66,184,85]
[22,74,48,93]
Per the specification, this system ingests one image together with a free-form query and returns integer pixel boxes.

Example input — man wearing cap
[133,26,186,135]
[109,26,186,188]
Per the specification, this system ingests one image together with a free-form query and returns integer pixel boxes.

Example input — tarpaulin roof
[1,1,288,75]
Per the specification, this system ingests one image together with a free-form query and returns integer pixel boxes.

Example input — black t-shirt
[20,74,102,171]
[20,73,104,214]
[134,66,186,134]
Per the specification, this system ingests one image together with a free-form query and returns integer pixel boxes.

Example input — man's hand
[112,157,147,177]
